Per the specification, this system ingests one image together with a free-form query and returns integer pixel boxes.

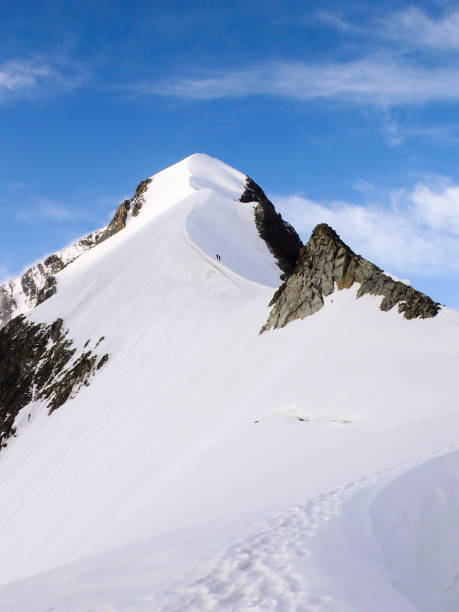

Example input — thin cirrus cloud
[6,181,28,193]
[0,57,83,103]
[380,118,459,146]
[315,7,459,52]
[379,7,459,50]
[15,193,128,226]
[145,58,459,107]
[145,7,459,108]
[272,179,459,277]
[16,199,84,224]
[311,10,360,33]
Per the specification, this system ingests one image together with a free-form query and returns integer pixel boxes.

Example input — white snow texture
[1,154,459,611]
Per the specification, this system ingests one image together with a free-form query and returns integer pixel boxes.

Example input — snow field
[1,154,459,610]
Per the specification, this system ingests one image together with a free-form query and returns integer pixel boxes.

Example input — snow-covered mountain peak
[184,152,248,198]
[0,154,297,329]
[122,153,248,227]
[2,155,459,611]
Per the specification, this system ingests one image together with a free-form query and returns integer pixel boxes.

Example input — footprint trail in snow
[154,445,458,612]
[155,473,388,610]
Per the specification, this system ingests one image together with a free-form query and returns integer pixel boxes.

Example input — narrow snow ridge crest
[186,153,247,200]
[132,154,246,224]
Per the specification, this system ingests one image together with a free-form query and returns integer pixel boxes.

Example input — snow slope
[1,153,459,611]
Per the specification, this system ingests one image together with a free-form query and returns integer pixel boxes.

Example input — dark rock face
[20,267,41,298]
[262,223,440,331]
[0,315,108,449]
[96,177,152,241]
[0,288,17,329]
[98,200,131,242]
[36,276,57,305]
[43,254,65,274]
[131,178,153,217]
[240,178,302,278]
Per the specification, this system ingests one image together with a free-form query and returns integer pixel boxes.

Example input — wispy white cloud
[273,178,459,277]
[6,181,27,193]
[310,7,459,52]
[17,198,83,224]
[0,57,83,104]
[309,10,359,33]
[381,7,459,50]
[353,179,375,194]
[380,114,405,146]
[143,58,459,107]
[15,192,128,227]
[38,201,80,222]
[380,112,459,146]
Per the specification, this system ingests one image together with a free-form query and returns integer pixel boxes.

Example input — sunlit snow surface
[1,154,459,611]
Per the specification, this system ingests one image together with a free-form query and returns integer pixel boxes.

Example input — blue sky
[2,0,459,307]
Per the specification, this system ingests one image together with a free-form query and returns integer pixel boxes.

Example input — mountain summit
[0,154,300,329]
[0,153,443,448]
[0,155,457,612]
[0,153,439,332]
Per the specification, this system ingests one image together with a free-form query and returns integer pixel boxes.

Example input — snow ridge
[0,154,257,329]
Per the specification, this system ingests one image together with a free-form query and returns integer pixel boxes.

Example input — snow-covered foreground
[3,448,459,611]
[1,154,459,610]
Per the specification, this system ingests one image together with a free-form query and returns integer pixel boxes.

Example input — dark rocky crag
[97,177,153,242]
[0,315,108,449]
[0,177,153,329]
[262,223,440,332]
[240,177,303,279]
[130,178,153,217]
[0,231,103,329]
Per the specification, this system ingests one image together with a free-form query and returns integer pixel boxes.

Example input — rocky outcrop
[0,315,108,449]
[36,276,57,305]
[240,178,302,278]
[0,226,106,329]
[98,199,131,242]
[0,176,153,329]
[262,223,440,332]
[0,288,17,329]
[43,254,65,274]
[96,177,152,242]
[131,178,153,217]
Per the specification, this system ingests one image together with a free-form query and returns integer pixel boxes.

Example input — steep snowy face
[0,187,147,329]
[0,234,103,328]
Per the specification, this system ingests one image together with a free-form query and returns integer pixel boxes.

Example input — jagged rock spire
[262,223,440,332]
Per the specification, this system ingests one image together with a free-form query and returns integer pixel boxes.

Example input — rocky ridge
[0,315,108,449]
[0,177,153,329]
[262,223,440,332]
[240,177,303,278]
